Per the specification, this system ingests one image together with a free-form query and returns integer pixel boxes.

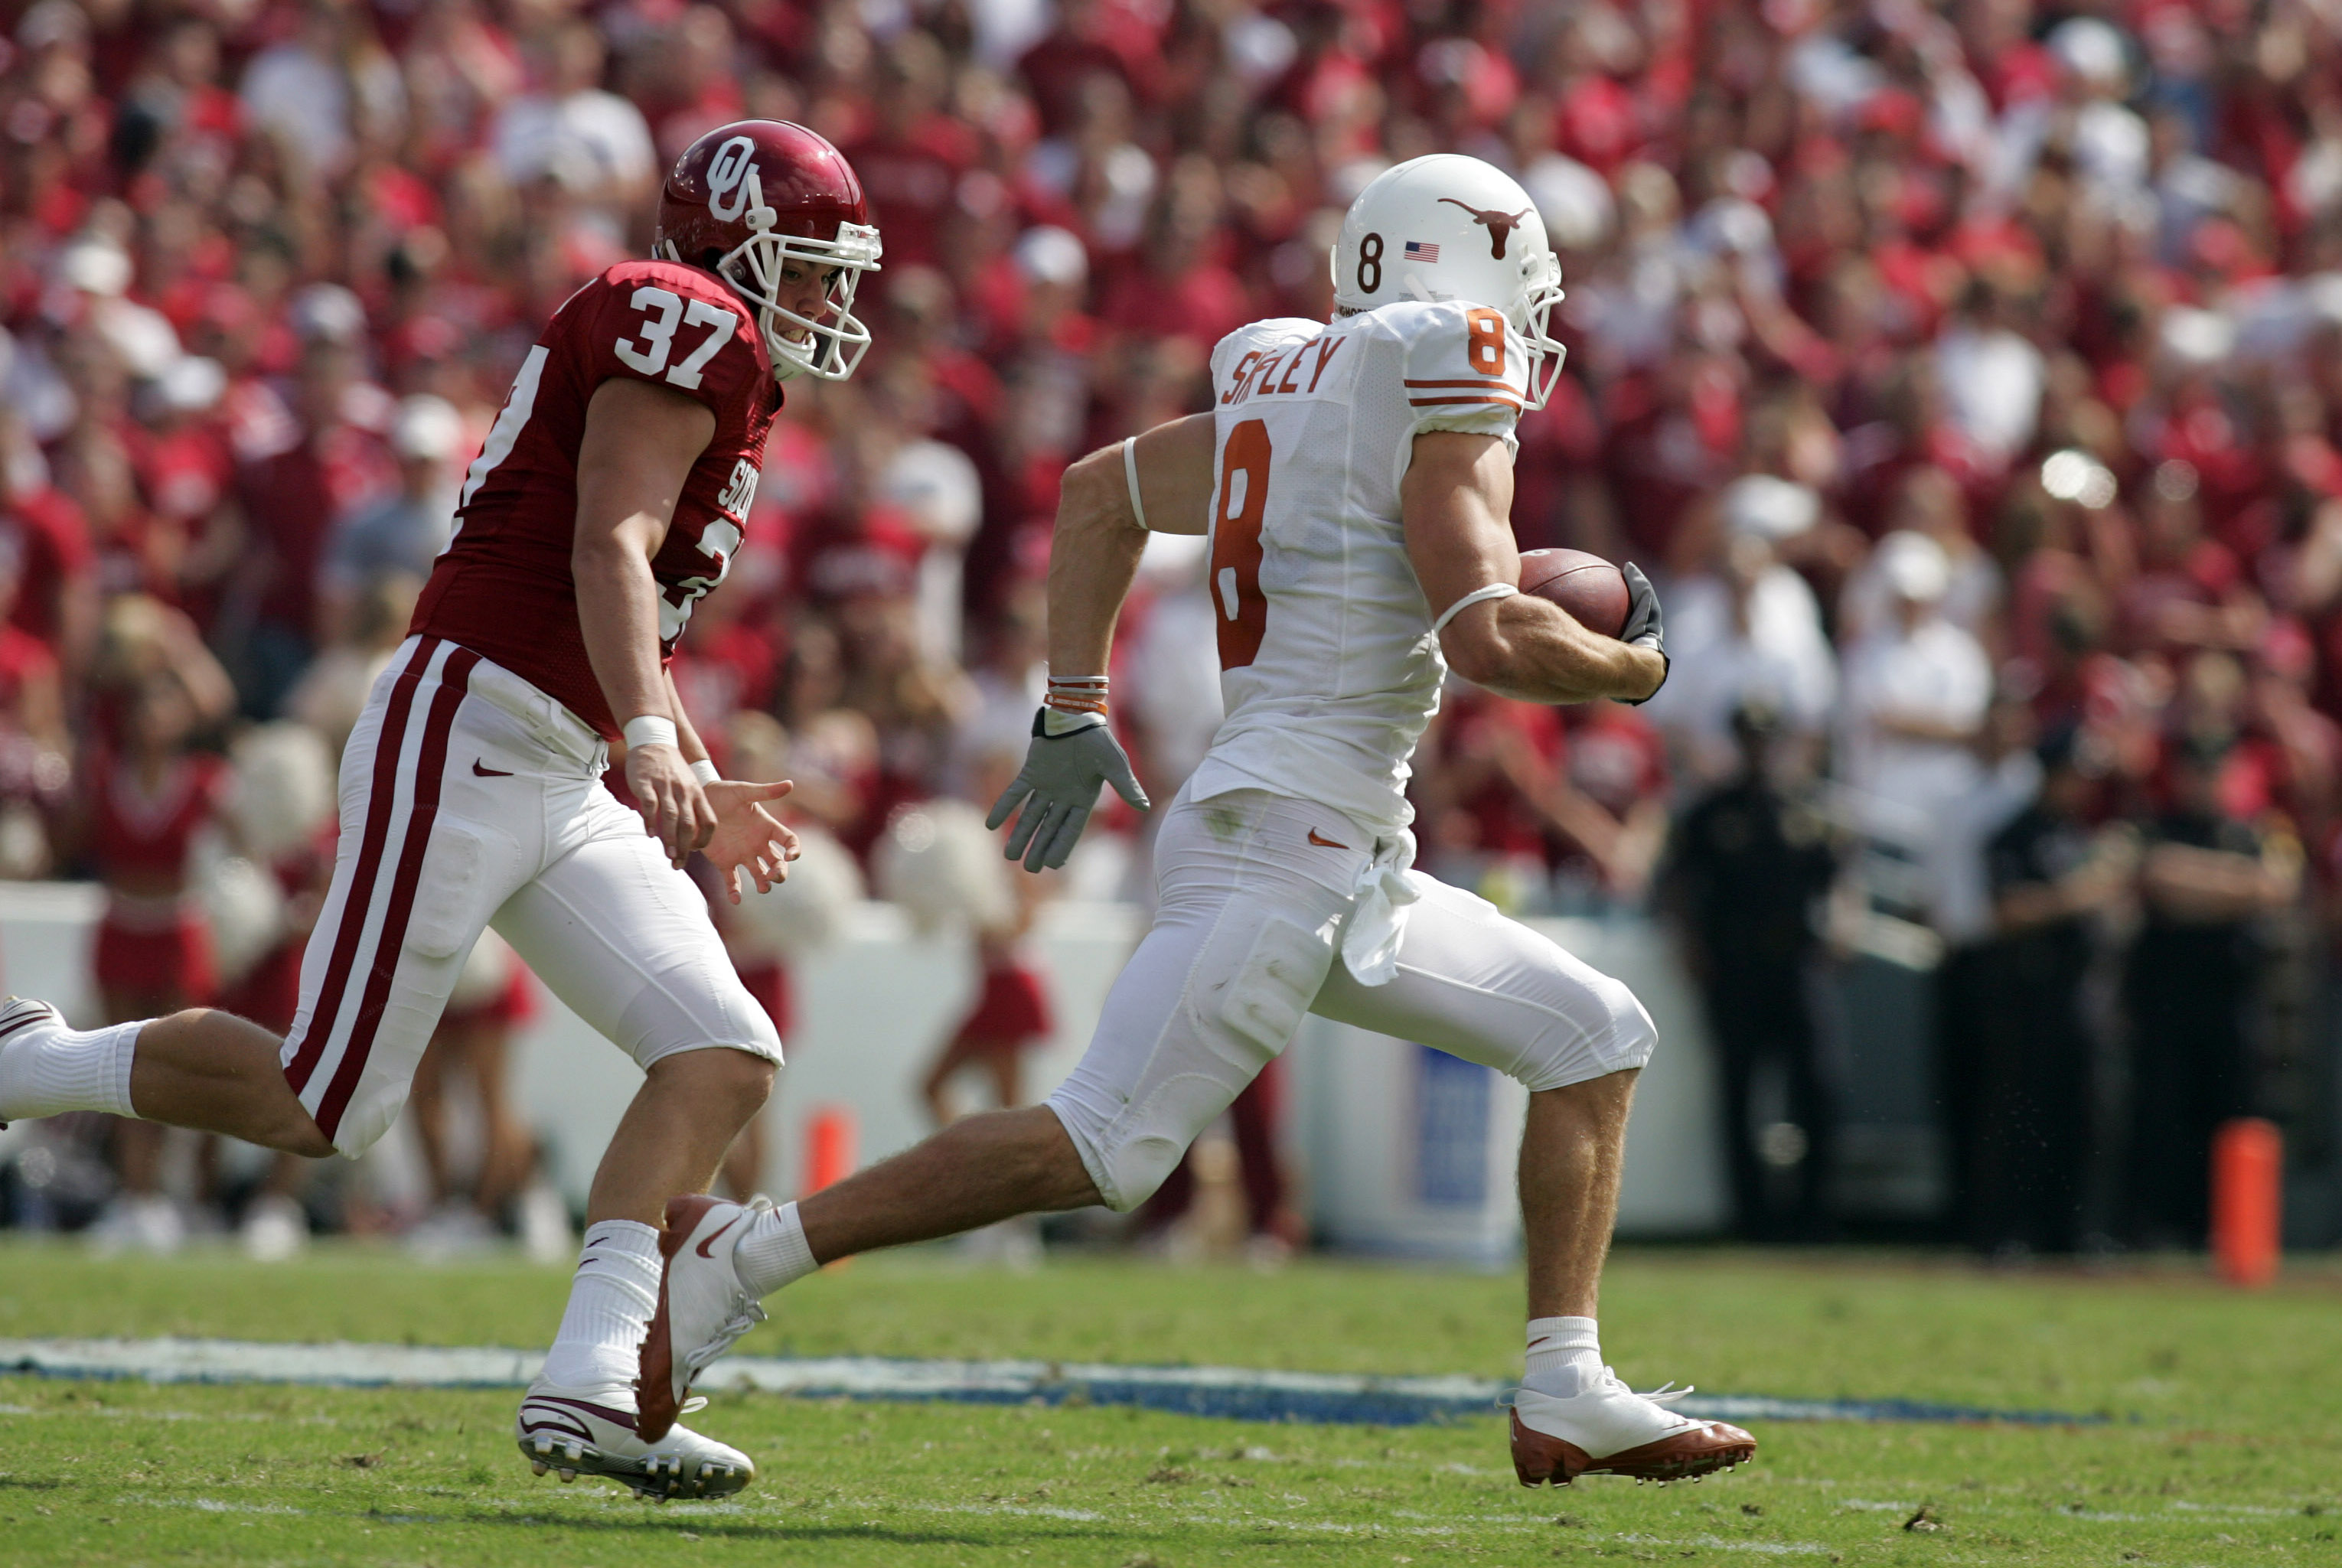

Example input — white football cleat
[1510,1367,1755,1485]
[514,1379,754,1499]
[0,996,65,1129]
[637,1193,769,1443]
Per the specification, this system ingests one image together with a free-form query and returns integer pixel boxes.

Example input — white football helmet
[1331,155,1567,408]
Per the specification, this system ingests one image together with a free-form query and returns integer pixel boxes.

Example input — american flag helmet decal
[1404,240,1440,262]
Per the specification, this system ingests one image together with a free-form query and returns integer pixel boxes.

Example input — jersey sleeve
[572,269,765,418]
[1207,324,1254,391]
[1398,302,1532,450]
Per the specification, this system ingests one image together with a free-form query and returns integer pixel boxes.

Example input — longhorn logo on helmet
[1437,199,1532,259]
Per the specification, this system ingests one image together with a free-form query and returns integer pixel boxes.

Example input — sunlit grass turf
[3,1240,2341,1565]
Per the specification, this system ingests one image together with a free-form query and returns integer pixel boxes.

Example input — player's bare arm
[1043,414,1215,673]
[667,667,716,777]
[986,415,1213,871]
[1404,430,1664,706]
[667,667,801,904]
[587,242,842,882]
[573,377,723,869]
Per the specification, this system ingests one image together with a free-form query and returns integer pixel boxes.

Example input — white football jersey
[1185,298,1531,836]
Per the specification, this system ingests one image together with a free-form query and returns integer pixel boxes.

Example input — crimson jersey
[411,260,780,739]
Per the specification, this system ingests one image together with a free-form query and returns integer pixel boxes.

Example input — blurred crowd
[4,0,2342,1257]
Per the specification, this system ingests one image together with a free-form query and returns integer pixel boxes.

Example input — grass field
[3,1241,2339,1566]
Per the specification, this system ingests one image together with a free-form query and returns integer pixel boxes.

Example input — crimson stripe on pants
[314,647,482,1142]
[284,637,441,1094]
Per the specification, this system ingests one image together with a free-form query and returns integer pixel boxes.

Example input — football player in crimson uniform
[640,155,1756,1488]
[0,120,881,1498]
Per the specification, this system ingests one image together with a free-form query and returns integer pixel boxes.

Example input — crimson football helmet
[655,120,883,382]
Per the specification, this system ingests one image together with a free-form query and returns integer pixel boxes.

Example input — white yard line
[0,1336,2098,1426]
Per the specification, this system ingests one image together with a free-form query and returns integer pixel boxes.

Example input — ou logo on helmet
[706,135,774,228]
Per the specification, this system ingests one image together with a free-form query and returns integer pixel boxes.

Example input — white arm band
[1430,582,1519,636]
[689,759,721,786]
[622,715,680,752]
[1123,436,1150,533]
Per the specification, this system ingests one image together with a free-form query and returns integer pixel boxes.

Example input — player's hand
[986,712,1150,873]
[1616,562,1669,706]
[625,743,715,869]
[703,778,800,904]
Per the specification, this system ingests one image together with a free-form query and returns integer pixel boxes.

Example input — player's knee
[1515,975,1656,1093]
[1049,1087,1219,1214]
[1099,1131,1186,1213]
[1530,1063,1640,1104]
[654,1043,776,1107]
[1044,1090,1163,1214]
[710,1046,778,1107]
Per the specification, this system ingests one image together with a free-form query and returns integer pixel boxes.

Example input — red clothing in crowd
[0,625,57,716]
[90,751,229,1004]
[843,116,979,271]
[239,424,397,633]
[0,487,93,651]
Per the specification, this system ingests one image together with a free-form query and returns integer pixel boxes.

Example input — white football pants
[1046,786,1656,1211]
[282,636,780,1157]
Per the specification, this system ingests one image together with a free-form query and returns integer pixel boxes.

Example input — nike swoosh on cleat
[524,1394,641,1431]
[1306,830,1349,849]
[695,1213,745,1260]
[473,759,514,777]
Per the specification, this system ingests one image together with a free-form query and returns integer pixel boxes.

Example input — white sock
[734,1200,819,1298]
[1523,1315,1604,1397]
[540,1220,662,1390]
[0,1019,141,1122]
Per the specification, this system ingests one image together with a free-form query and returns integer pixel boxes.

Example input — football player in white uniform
[638,155,1756,1485]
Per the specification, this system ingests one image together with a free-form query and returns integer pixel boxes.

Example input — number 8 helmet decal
[657,119,884,383]
[1331,155,1567,409]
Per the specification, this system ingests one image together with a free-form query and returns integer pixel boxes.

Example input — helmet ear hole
[697,248,726,272]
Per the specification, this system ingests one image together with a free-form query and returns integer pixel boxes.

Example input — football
[1518,548,1630,637]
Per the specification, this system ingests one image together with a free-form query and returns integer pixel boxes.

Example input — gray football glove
[986,712,1152,872]
[1618,561,1669,705]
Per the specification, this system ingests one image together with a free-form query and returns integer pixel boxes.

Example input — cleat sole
[510,1434,755,1501]
[1510,1410,1756,1487]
